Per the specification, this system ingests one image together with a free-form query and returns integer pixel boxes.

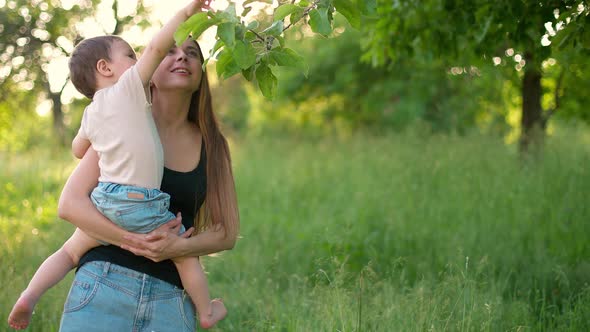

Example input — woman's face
[151,39,203,93]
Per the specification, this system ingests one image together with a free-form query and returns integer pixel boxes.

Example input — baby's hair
[69,35,127,99]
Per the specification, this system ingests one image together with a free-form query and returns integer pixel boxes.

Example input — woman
[57,38,239,331]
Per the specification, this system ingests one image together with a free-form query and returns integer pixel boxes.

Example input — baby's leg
[173,257,227,329]
[8,228,100,330]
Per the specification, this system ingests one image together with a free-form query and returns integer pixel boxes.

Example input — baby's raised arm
[136,0,211,86]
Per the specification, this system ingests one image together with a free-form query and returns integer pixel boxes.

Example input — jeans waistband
[85,261,178,289]
[77,261,187,305]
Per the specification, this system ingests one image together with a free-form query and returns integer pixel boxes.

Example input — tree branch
[248,28,266,42]
[283,0,320,32]
[112,0,120,34]
[541,67,566,128]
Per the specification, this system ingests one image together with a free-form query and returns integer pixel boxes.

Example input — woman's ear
[96,59,113,77]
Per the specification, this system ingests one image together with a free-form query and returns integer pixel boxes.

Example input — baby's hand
[185,0,212,17]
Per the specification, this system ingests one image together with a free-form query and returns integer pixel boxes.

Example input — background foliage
[0,0,588,150]
[1,0,589,330]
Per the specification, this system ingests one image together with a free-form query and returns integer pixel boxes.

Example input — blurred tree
[0,0,150,145]
[258,20,509,135]
[362,0,589,152]
[0,79,51,151]
[544,41,590,125]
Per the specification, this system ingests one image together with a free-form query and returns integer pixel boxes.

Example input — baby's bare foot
[8,294,35,330]
[199,299,227,329]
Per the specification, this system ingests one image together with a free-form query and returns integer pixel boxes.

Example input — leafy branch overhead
[174,0,376,99]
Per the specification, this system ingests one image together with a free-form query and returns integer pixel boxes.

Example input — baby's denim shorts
[90,182,182,237]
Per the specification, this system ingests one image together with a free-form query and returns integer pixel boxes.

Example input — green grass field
[1,129,589,331]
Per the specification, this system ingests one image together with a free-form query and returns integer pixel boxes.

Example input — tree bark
[50,91,67,146]
[519,54,544,153]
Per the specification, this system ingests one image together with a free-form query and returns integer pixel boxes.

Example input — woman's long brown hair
[187,42,239,238]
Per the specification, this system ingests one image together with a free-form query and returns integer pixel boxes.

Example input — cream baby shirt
[77,65,164,189]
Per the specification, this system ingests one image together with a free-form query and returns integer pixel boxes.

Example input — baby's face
[108,40,137,81]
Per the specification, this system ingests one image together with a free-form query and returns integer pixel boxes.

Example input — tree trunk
[519,56,544,154]
[50,91,67,146]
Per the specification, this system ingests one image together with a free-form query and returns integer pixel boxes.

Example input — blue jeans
[59,261,196,331]
[91,182,182,238]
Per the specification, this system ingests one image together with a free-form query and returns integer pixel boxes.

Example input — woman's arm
[121,223,237,262]
[57,147,127,246]
[58,147,191,248]
[57,147,134,246]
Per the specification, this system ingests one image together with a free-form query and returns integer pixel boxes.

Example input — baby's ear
[96,59,113,77]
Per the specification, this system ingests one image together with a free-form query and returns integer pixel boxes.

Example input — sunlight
[35,99,52,117]
[56,36,75,54]
[0,65,10,80]
[46,56,69,93]
[544,22,556,36]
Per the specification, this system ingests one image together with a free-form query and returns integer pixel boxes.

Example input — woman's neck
[151,89,193,132]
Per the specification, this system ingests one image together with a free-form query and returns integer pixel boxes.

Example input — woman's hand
[121,213,195,262]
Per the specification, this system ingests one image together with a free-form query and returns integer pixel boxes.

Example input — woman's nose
[176,51,188,62]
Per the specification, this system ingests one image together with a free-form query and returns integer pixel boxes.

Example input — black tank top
[77,143,207,288]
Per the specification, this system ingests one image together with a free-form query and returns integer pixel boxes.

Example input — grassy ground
[1,129,589,331]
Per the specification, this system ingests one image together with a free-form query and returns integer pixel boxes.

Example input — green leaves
[269,47,308,76]
[243,0,272,6]
[256,62,277,99]
[233,40,257,69]
[217,22,236,47]
[174,12,217,46]
[216,3,239,23]
[263,20,284,37]
[309,8,332,37]
[357,0,377,15]
[333,0,360,28]
[175,0,366,99]
[247,21,260,30]
[216,49,242,79]
[274,4,304,21]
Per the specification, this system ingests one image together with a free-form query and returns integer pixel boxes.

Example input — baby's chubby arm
[72,133,91,159]
[136,0,212,86]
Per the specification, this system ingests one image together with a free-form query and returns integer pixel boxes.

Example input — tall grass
[1,128,589,331]
[1,149,76,332]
